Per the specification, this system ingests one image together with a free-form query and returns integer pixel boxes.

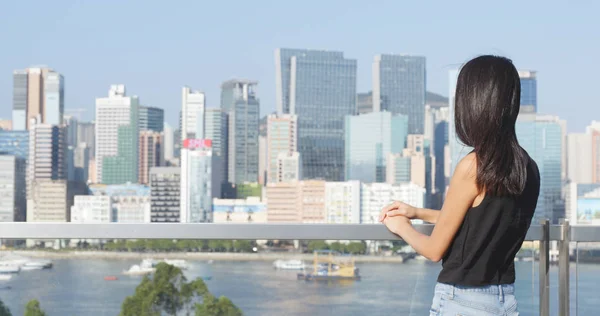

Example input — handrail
[0,223,572,240]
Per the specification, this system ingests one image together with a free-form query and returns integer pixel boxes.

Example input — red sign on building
[183,139,212,149]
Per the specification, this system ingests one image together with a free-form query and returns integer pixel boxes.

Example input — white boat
[273,259,306,270]
[123,264,155,275]
[0,265,20,274]
[21,260,53,270]
[0,274,12,281]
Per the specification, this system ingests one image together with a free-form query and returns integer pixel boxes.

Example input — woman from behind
[379,55,540,316]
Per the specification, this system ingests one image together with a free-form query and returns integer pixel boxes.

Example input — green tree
[24,300,46,316]
[329,242,346,253]
[233,240,253,253]
[0,298,11,316]
[120,262,241,316]
[346,242,366,255]
[307,241,329,252]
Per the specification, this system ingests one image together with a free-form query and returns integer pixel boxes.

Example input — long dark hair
[455,55,527,196]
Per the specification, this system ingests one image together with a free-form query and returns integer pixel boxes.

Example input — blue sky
[0,1,598,131]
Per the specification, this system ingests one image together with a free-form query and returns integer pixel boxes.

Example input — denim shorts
[429,282,519,316]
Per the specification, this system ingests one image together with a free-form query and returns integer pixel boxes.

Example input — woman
[379,55,540,316]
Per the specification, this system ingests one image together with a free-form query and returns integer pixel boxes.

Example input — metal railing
[0,220,597,316]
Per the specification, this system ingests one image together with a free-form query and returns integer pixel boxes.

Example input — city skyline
[1,2,599,132]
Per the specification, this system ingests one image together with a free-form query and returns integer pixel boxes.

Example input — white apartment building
[360,182,425,224]
[325,181,361,224]
[70,195,112,223]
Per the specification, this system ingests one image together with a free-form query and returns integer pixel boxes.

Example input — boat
[297,251,360,281]
[123,264,155,275]
[104,276,118,281]
[273,259,306,270]
[0,274,12,281]
[21,260,53,270]
[0,265,20,274]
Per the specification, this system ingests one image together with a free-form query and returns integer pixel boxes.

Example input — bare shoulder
[454,152,478,180]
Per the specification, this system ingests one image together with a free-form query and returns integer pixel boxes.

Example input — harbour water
[0,259,596,315]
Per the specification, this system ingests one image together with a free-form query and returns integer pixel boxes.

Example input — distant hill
[426,91,448,108]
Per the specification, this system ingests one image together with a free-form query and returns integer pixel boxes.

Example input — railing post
[559,219,570,316]
[539,219,550,316]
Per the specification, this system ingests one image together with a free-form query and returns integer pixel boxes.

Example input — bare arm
[415,208,441,224]
[380,153,480,262]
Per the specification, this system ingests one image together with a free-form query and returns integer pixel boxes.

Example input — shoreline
[1,250,409,263]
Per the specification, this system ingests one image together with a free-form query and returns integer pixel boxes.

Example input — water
[0,259,597,315]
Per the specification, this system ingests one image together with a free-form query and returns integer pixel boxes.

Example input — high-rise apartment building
[181,87,205,140]
[373,54,426,134]
[150,167,181,222]
[267,114,297,184]
[266,180,326,223]
[516,114,565,222]
[138,131,163,185]
[180,139,213,223]
[0,156,26,222]
[357,92,374,114]
[70,195,112,223]
[27,180,70,222]
[566,133,592,183]
[67,143,90,184]
[95,85,139,184]
[325,181,361,224]
[205,108,228,195]
[221,79,259,184]
[139,105,164,132]
[12,67,64,130]
[587,122,600,183]
[345,112,408,183]
[77,121,95,158]
[519,71,537,113]
[275,48,357,181]
[28,118,67,186]
[163,122,174,162]
[276,152,301,182]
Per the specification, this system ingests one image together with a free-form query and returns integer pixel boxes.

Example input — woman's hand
[378,201,417,222]
[382,215,412,235]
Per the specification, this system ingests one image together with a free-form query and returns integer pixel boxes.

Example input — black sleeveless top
[437,154,540,286]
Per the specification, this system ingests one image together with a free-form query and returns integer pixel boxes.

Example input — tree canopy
[24,300,46,316]
[120,262,242,316]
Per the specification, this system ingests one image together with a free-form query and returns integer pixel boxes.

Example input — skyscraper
[345,112,408,183]
[516,114,565,222]
[276,152,301,182]
[221,79,259,184]
[28,118,67,184]
[357,92,374,114]
[566,133,592,183]
[95,85,139,184]
[275,48,357,181]
[138,131,163,185]
[163,122,174,162]
[587,121,600,183]
[181,87,205,140]
[0,156,26,222]
[12,67,64,130]
[180,139,213,223]
[519,70,537,113]
[77,121,95,158]
[267,114,298,184]
[373,54,426,134]
[205,108,229,194]
[139,105,164,132]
